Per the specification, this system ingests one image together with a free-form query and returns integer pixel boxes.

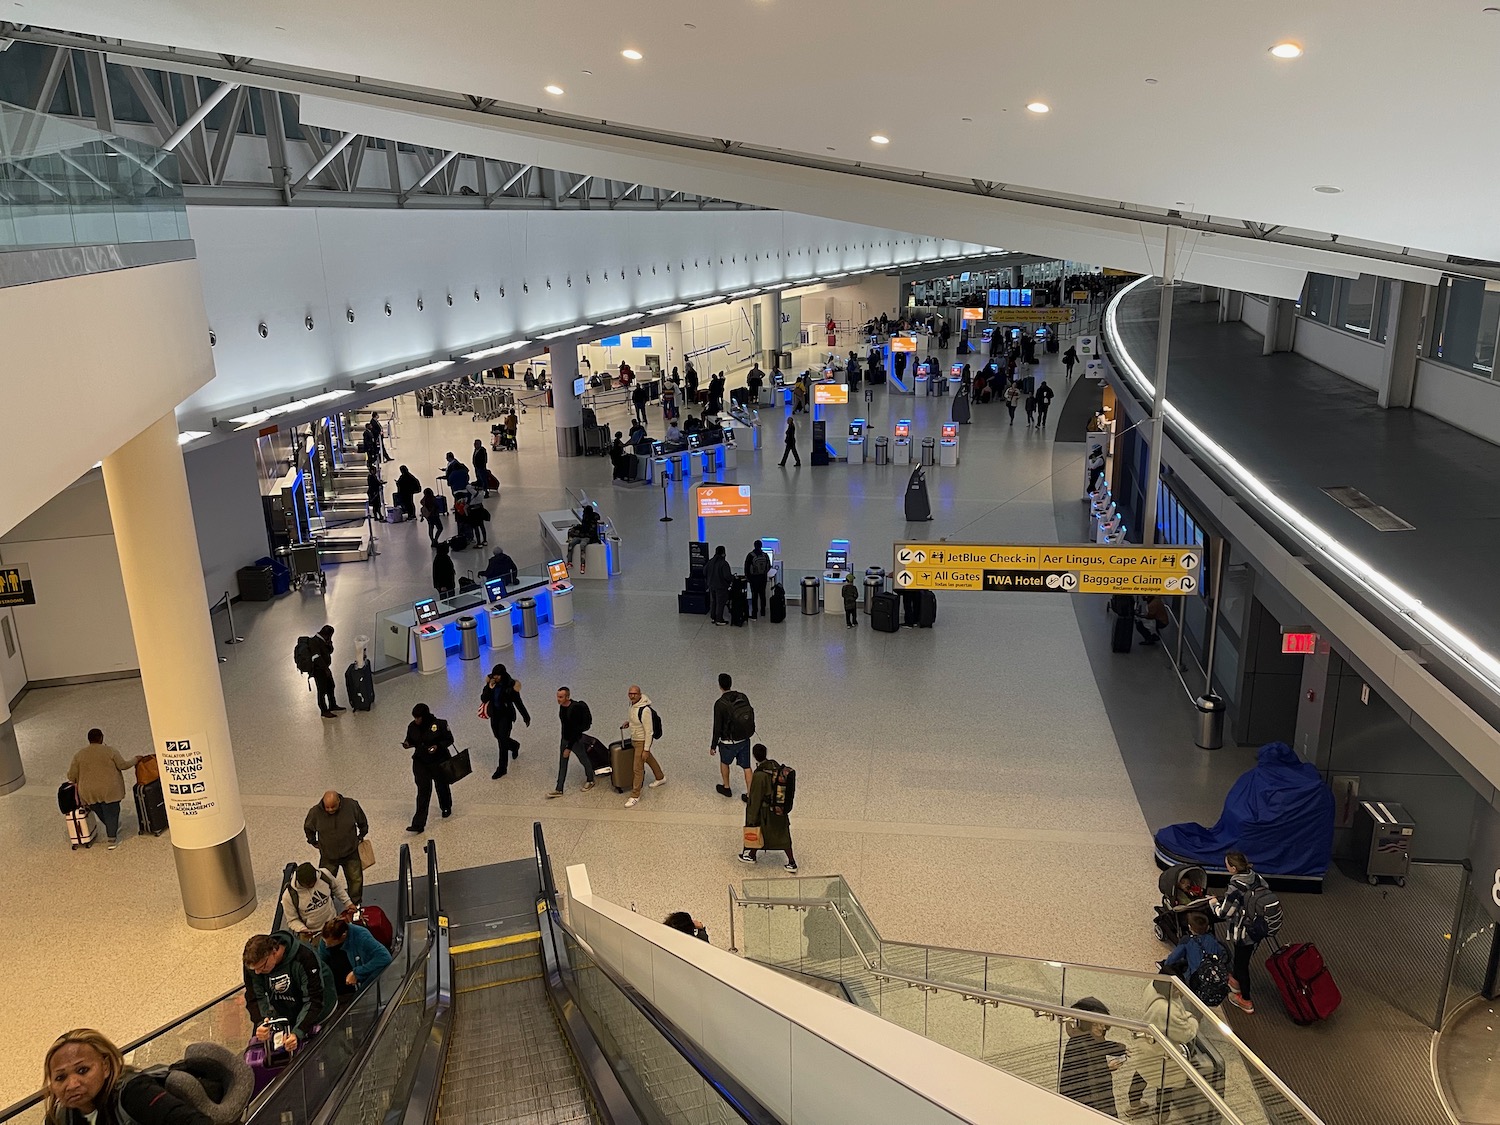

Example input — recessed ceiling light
[1026,101,1050,113]
[870,134,890,145]
[1145,78,1159,85]
[1270,42,1303,58]
[961,116,973,122]
[544,85,564,96]
[826,146,836,152]
[1314,185,1343,194]
[581,69,593,75]
[621,48,643,60]
[683,22,696,28]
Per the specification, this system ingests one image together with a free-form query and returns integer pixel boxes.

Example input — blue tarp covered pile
[1155,742,1334,878]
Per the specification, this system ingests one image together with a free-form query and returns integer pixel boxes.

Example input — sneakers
[784,862,798,872]
[715,784,732,797]
[738,852,757,864]
[1124,1104,1154,1119]
[1228,994,1255,1014]
[624,797,639,808]
[545,790,564,799]
[649,778,666,788]
[1228,976,1241,995]
[107,837,119,851]
[582,781,596,791]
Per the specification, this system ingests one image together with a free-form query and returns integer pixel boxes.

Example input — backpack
[293,636,316,676]
[1242,876,1283,942]
[727,692,756,739]
[1187,939,1231,1007]
[638,702,663,741]
[748,551,771,577]
[770,763,796,817]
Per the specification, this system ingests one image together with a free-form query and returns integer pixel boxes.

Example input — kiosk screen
[414,598,439,625]
[950,363,964,377]
[484,577,507,603]
[894,420,911,439]
[547,560,569,586]
[941,423,958,441]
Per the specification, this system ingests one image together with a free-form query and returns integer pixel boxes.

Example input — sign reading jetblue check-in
[892,543,1200,595]
[0,563,35,607]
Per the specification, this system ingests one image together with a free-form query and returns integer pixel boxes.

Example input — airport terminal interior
[4,5,1500,1125]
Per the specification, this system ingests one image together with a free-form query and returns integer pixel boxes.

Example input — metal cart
[281,542,326,593]
[1353,800,1415,886]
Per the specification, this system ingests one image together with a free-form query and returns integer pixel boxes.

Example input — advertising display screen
[547,559,570,586]
[813,383,849,405]
[414,598,439,624]
[696,485,753,518]
[825,543,850,572]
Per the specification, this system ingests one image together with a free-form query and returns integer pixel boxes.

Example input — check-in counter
[375,573,552,669]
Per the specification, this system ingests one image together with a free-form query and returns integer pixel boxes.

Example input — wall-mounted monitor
[573,377,587,397]
[813,384,849,405]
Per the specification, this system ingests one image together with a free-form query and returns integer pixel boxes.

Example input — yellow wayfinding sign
[891,543,1201,595]
[986,307,1076,325]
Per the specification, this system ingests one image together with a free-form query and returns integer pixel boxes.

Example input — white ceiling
[23,0,1500,263]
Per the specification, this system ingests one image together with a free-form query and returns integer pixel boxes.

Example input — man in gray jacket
[304,791,370,904]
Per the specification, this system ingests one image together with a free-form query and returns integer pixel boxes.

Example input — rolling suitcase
[917,590,937,628]
[578,734,612,780]
[1266,941,1341,1025]
[1111,613,1134,653]
[134,780,168,836]
[345,660,375,712]
[768,583,786,623]
[608,739,634,793]
[871,591,901,633]
[355,904,394,950]
[729,578,749,626]
[67,807,97,850]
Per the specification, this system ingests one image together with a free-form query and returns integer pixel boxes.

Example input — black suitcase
[917,590,937,628]
[730,578,748,626]
[768,584,786,623]
[346,661,375,712]
[685,575,708,594]
[871,591,901,633]
[1111,613,1134,653]
[578,734,611,777]
[236,565,276,602]
[678,591,709,615]
[421,401,435,417]
[135,780,168,836]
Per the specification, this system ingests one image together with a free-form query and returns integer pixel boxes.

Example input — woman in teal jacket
[319,918,392,993]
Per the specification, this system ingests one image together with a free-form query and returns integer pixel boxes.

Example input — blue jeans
[95,800,122,840]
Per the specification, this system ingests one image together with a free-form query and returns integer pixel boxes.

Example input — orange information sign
[960,307,984,321]
[696,485,753,518]
[813,383,849,405]
[889,336,917,353]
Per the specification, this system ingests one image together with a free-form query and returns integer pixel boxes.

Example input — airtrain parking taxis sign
[891,543,1200,595]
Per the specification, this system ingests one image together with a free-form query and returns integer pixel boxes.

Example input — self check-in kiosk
[848,419,866,463]
[914,361,931,396]
[822,538,851,614]
[893,419,912,465]
[939,421,960,467]
[547,558,575,626]
[484,578,513,651]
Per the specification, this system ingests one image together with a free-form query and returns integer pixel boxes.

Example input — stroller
[1152,862,1213,946]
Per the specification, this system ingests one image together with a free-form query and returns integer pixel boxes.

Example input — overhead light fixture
[869,134,890,145]
[544,84,565,96]
[764,282,794,290]
[229,389,352,429]
[538,324,594,339]
[1313,184,1343,194]
[460,342,530,361]
[367,360,454,387]
[727,288,761,298]
[600,313,644,325]
[825,272,849,279]
[646,303,688,315]
[177,431,210,446]
[690,296,722,307]
[621,48,643,60]
[1026,101,1050,113]
[1269,42,1303,58]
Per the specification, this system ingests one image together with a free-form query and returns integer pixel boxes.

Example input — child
[842,574,859,628]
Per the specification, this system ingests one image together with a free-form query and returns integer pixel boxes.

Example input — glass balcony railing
[0,100,189,250]
[732,875,1324,1125]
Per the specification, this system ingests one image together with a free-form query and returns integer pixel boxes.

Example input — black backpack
[639,702,663,741]
[1187,939,1231,1007]
[770,763,796,816]
[727,692,756,739]
[293,636,316,676]
[748,551,771,577]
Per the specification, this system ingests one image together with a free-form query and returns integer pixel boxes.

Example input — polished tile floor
[0,337,1172,1105]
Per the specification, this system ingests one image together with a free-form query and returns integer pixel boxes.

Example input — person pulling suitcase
[67,728,150,851]
[547,687,597,798]
[619,685,666,808]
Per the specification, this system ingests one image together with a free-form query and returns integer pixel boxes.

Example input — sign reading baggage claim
[891,543,1201,595]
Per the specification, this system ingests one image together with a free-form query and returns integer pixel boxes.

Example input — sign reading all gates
[987,307,1076,325]
[891,542,1201,596]
[0,563,35,607]
[696,485,753,519]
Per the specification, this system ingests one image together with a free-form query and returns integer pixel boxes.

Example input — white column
[0,692,20,795]
[1378,281,1425,410]
[551,342,582,457]
[1140,227,1178,548]
[761,293,783,370]
[102,413,255,929]
[664,319,685,375]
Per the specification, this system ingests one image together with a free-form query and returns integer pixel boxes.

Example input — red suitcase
[355,904,394,951]
[1265,941,1341,1024]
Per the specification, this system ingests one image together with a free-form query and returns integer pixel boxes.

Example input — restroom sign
[159,737,217,818]
[0,563,35,607]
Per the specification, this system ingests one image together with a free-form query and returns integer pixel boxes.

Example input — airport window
[1155,481,1205,548]
[1430,277,1500,378]
[1335,274,1378,336]
[1300,274,1336,323]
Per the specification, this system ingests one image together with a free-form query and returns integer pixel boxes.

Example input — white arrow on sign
[1061,572,1078,592]
[1179,551,1200,571]
[1180,575,1198,593]
[897,548,927,565]
[896,571,915,587]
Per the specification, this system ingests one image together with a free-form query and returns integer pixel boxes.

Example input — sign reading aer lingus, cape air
[891,544,1201,595]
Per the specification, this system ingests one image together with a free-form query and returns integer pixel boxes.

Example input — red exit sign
[1282,632,1318,655]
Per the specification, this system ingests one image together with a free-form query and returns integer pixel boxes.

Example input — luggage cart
[282,542,326,593]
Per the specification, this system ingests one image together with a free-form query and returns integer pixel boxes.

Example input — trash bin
[1194,694,1225,750]
[800,576,820,615]
[415,626,446,675]
[606,533,622,576]
[874,435,889,465]
[865,566,887,594]
[457,616,480,660]
[551,584,575,627]
[920,437,936,466]
[518,597,539,638]
[863,575,883,614]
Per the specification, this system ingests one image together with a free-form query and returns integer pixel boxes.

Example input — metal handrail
[732,881,1325,1125]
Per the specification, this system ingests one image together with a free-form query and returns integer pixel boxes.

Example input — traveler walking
[303,790,370,904]
[1211,850,1279,1015]
[243,932,336,1053]
[1035,380,1055,429]
[547,687,598,797]
[402,704,455,833]
[471,440,490,497]
[1060,997,1126,1117]
[480,664,530,778]
[744,540,773,619]
[841,574,859,627]
[738,744,797,871]
[394,465,421,520]
[67,729,143,850]
[279,862,354,942]
[779,417,801,467]
[1063,344,1079,380]
[432,543,456,600]
[419,488,445,546]
[706,546,734,625]
[302,625,343,719]
[710,673,755,801]
[1024,390,1037,428]
[1004,382,1021,425]
[619,684,666,807]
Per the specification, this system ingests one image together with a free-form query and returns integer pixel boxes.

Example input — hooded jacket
[279,870,352,935]
[1132,980,1199,1082]
[318,921,393,989]
[244,930,336,1037]
[625,694,656,758]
